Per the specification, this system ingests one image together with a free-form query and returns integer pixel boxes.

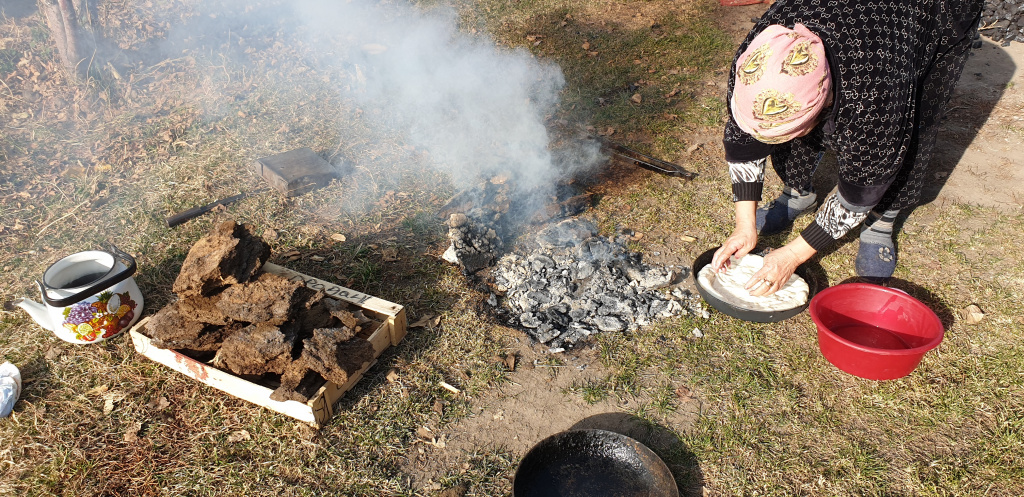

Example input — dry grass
[2,0,1023,496]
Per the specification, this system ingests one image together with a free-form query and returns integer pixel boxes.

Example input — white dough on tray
[697,254,809,312]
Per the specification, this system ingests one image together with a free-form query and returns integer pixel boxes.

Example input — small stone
[962,304,985,324]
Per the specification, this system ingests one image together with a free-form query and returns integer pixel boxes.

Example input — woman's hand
[711,200,758,273]
[711,227,757,273]
[745,239,817,296]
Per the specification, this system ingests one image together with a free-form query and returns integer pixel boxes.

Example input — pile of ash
[142,221,379,402]
[982,0,1024,45]
[489,219,705,351]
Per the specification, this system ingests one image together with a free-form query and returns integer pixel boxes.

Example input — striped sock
[860,209,899,245]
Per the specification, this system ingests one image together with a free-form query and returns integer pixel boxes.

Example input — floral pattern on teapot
[61,290,138,342]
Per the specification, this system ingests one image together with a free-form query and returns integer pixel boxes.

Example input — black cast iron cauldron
[513,429,679,497]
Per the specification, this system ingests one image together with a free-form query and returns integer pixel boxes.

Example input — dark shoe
[856,236,897,281]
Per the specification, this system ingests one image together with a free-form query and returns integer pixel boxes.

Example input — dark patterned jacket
[724,0,982,250]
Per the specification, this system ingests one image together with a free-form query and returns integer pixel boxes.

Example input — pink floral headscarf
[730,23,832,144]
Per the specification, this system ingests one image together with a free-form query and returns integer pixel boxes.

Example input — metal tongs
[599,139,697,180]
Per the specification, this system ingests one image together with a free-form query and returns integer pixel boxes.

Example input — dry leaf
[433,400,445,416]
[149,396,170,410]
[675,386,693,400]
[310,255,325,262]
[386,369,400,383]
[44,346,64,361]
[500,353,517,371]
[415,426,434,441]
[102,391,127,415]
[962,304,985,324]
[227,430,251,443]
[630,93,643,104]
[409,313,437,328]
[124,421,143,443]
[382,247,399,261]
[87,384,109,396]
[331,233,347,242]
[582,41,591,50]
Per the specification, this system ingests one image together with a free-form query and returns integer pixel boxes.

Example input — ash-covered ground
[490,218,706,351]
[444,196,707,351]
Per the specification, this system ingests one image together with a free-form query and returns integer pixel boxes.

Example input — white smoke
[291,0,596,192]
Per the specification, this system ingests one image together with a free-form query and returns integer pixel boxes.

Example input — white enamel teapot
[14,245,144,344]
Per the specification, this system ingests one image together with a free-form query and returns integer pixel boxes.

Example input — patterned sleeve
[800,191,871,251]
[728,159,766,202]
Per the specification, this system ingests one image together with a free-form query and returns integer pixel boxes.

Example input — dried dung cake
[145,302,240,353]
[172,220,271,297]
[215,272,311,325]
[300,327,375,385]
[142,220,381,402]
[212,323,298,376]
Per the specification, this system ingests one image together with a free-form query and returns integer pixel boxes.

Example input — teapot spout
[13,298,54,332]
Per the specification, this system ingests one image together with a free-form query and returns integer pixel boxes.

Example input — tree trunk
[38,0,97,80]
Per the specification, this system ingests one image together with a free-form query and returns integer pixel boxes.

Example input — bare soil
[932,40,1024,211]
[400,337,702,490]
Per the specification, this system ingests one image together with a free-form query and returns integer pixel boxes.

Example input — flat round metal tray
[691,247,821,323]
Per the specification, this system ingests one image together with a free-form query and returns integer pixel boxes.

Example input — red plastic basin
[808,283,944,380]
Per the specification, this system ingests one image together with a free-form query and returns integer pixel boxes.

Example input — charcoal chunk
[594,316,625,332]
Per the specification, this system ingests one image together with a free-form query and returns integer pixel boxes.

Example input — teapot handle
[41,244,138,308]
